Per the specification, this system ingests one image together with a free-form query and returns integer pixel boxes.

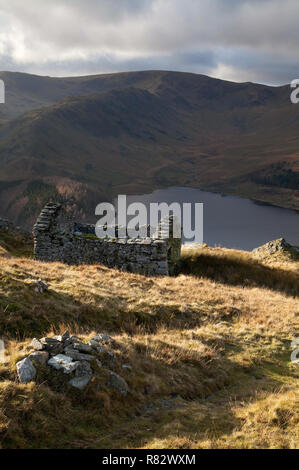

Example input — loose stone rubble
[16,331,129,396]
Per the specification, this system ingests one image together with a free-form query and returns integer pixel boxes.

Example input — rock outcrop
[253,238,299,259]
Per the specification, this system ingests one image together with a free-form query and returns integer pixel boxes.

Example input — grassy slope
[0,232,298,449]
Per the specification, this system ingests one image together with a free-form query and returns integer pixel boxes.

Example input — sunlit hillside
[0,227,298,449]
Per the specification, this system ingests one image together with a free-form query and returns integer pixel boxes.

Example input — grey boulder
[29,351,49,365]
[40,337,64,354]
[69,361,92,390]
[75,360,92,378]
[73,342,92,353]
[52,335,63,342]
[63,348,93,361]
[106,371,129,397]
[16,357,36,383]
[61,330,70,341]
[48,354,80,374]
[69,375,91,390]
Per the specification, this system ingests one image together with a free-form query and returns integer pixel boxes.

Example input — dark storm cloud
[0,0,298,84]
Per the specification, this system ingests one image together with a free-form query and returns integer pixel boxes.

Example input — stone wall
[33,202,182,275]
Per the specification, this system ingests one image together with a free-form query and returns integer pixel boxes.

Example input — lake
[125,187,299,251]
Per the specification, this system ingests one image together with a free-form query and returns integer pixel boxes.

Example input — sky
[0,0,298,85]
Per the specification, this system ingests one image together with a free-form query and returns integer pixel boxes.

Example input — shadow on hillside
[0,332,247,449]
[1,276,294,449]
[2,326,292,449]
[0,273,206,339]
[0,230,33,258]
[180,251,299,297]
[0,275,125,339]
[69,339,289,449]
[92,337,294,449]
[1,249,297,340]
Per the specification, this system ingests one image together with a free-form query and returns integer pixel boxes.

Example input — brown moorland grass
[0,238,298,449]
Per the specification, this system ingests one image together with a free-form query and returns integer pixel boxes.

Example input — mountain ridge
[0,70,298,228]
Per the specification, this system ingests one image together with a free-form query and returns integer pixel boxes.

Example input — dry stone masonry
[33,202,182,275]
[16,331,129,394]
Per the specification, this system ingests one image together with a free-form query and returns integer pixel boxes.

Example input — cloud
[0,0,297,84]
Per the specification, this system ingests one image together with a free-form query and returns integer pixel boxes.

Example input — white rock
[48,354,80,374]
[16,357,36,383]
[91,334,115,344]
[30,338,45,351]
[52,335,63,342]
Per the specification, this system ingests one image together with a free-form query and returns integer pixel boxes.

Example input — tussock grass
[181,245,299,296]
[0,239,298,448]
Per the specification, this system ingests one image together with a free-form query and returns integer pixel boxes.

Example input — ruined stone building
[33,202,182,275]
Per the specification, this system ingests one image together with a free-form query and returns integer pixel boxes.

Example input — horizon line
[0,68,289,88]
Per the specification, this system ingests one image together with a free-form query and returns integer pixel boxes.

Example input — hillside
[0,70,298,228]
[0,227,298,449]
